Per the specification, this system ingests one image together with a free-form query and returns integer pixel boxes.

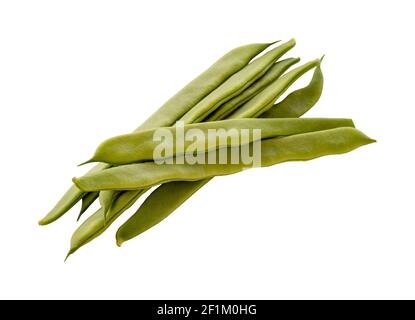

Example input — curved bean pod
[73,127,371,192]
[115,60,325,244]
[84,118,354,165]
[262,63,323,118]
[40,41,272,225]
[206,58,300,121]
[229,59,321,118]
[114,128,374,244]
[180,39,296,124]
[66,189,146,259]
[83,42,295,220]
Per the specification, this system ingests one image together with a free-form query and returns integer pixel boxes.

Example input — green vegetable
[39,41,273,226]
[115,59,326,245]
[180,39,296,123]
[84,118,352,165]
[261,62,324,118]
[206,58,300,121]
[115,128,374,245]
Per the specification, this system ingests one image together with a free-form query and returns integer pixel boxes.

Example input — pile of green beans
[39,39,375,259]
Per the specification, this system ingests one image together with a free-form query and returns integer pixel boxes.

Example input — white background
[0,0,414,299]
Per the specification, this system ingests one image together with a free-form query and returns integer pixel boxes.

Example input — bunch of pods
[39,39,375,258]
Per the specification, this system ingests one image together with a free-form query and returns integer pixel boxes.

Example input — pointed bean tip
[64,251,72,262]
[116,239,124,247]
[78,159,94,167]
[320,54,326,62]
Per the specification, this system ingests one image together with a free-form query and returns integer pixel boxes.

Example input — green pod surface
[206,58,300,121]
[67,189,146,259]
[77,192,99,221]
[73,126,372,192]
[180,39,296,124]
[262,63,324,118]
[40,41,273,226]
[115,127,374,245]
[229,59,321,118]
[115,58,325,245]
[84,118,354,165]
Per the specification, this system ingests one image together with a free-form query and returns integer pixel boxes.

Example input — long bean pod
[261,63,324,118]
[180,39,296,124]
[81,118,354,166]
[113,128,373,244]
[115,61,325,245]
[73,127,370,192]
[206,58,300,121]
[229,59,321,118]
[39,41,273,225]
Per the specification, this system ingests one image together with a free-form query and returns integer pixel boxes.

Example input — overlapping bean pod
[40,41,273,225]
[115,59,326,245]
[38,39,374,258]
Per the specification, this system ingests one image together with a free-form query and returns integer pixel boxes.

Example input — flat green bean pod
[66,189,146,259]
[66,39,297,248]
[115,59,325,245]
[73,127,371,192]
[112,128,374,245]
[180,39,296,124]
[229,59,321,119]
[206,58,300,121]
[261,63,324,118]
[40,41,272,226]
[84,118,354,165]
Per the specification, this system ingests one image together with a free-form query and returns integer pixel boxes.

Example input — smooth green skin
[39,41,273,226]
[85,118,352,165]
[116,62,325,245]
[95,41,281,226]
[67,189,146,259]
[68,54,321,255]
[261,65,324,118]
[114,128,374,244]
[229,59,321,119]
[77,192,99,221]
[180,39,296,124]
[64,42,276,256]
[68,40,296,251]
[73,125,368,192]
[206,58,300,121]
[76,117,354,173]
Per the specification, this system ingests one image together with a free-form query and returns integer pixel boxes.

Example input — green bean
[39,163,107,226]
[180,39,296,124]
[66,189,146,259]
[87,41,295,218]
[115,59,325,245]
[39,41,273,226]
[81,118,354,166]
[77,192,99,221]
[261,63,324,118]
[139,41,278,129]
[116,180,208,247]
[206,58,300,121]
[114,127,374,244]
[73,119,357,191]
[229,59,321,118]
